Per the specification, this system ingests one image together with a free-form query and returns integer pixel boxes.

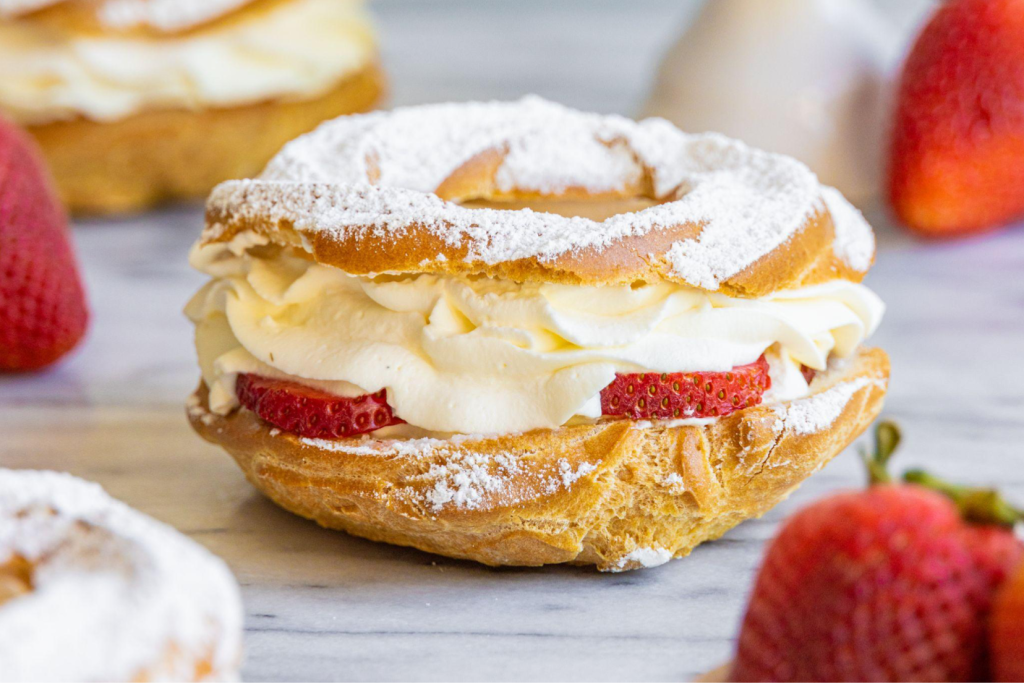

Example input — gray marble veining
[1,1,1022,681]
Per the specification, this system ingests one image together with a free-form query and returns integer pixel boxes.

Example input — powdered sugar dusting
[823,186,875,272]
[607,546,673,572]
[661,472,685,493]
[660,135,824,289]
[301,433,489,456]
[775,376,886,436]
[186,391,216,426]
[299,435,598,513]
[207,97,830,291]
[259,97,668,195]
[415,452,600,513]
[0,469,242,681]
[423,452,523,511]
[558,459,597,489]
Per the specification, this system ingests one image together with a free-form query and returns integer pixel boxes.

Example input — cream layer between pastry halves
[186,233,884,436]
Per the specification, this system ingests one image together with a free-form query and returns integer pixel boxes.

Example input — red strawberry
[235,373,404,439]
[992,560,1024,682]
[732,422,1024,682]
[600,355,770,420]
[0,117,88,371]
[888,0,1024,236]
[800,364,817,385]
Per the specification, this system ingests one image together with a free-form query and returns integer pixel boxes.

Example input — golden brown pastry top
[201,97,877,297]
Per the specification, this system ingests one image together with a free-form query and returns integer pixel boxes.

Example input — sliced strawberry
[600,355,770,420]
[235,373,403,439]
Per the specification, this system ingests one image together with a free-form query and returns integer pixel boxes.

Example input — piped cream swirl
[187,237,884,435]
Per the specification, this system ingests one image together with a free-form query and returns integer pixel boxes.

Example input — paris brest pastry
[0,0,384,214]
[0,469,243,681]
[185,97,889,572]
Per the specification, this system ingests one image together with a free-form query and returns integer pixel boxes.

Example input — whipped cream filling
[0,0,375,124]
[186,235,884,435]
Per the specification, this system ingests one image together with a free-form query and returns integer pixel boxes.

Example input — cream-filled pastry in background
[186,98,889,572]
[0,0,384,213]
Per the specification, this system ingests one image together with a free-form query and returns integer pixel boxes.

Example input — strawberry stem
[903,470,1024,528]
[861,420,901,485]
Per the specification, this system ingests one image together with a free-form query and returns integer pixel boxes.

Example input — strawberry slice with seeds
[235,374,404,439]
[600,355,771,420]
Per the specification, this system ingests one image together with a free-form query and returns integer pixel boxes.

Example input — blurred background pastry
[0,469,243,682]
[0,0,385,214]
[643,0,908,204]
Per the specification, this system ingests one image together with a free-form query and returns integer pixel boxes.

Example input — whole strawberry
[0,117,88,371]
[732,423,1024,682]
[888,0,1024,237]
[992,560,1024,682]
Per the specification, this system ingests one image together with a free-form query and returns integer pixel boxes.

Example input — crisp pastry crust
[0,469,243,681]
[201,98,876,297]
[29,60,384,214]
[189,346,889,572]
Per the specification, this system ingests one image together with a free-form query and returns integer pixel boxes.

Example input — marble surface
[2,1,1023,681]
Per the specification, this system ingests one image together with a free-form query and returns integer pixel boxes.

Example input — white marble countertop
[2,1,1023,681]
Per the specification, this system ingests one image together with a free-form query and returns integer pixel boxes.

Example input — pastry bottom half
[189,346,889,572]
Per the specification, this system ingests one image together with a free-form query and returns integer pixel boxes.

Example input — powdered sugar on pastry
[608,546,674,572]
[775,376,888,436]
[823,186,876,272]
[661,473,686,493]
[206,97,864,291]
[296,435,599,514]
[421,452,524,512]
[0,469,243,681]
[418,454,597,512]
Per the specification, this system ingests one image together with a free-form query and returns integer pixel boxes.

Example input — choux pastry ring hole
[432,144,670,224]
[458,196,666,223]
